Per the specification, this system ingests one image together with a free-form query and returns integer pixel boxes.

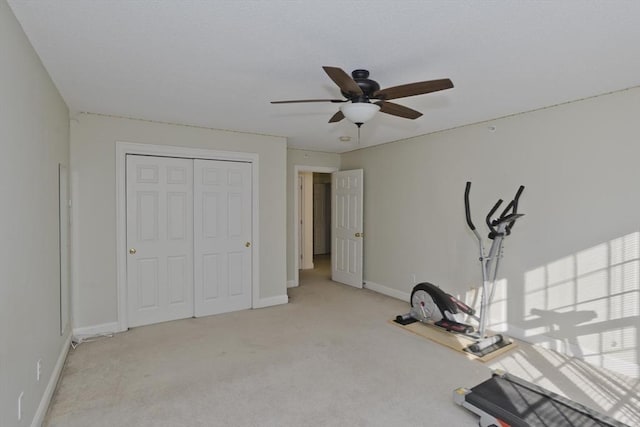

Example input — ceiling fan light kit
[271,66,453,131]
[340,102,380,127]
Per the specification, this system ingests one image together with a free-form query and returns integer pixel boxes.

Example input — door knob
[245,242,251,248]
[129,248,137,255]
[355,233,361,238]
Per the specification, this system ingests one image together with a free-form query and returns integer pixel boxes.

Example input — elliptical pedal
[435,319,474,334]
[464,335,508,357]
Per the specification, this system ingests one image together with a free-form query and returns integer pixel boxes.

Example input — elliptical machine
[408,181,524,355]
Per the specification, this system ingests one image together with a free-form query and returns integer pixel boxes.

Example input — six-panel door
[332,169,364,288]
[126,155,252,327]
[126,155,195,327]
[194,159,252,317]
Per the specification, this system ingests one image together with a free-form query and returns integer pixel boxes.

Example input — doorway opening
[301,172,332,284]
[293,166,338,286]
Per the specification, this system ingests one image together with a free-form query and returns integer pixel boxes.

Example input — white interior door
[332,169,364,288]
[194,159,252,316]
[126,155,194,327]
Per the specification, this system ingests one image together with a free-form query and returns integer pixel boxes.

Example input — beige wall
[0,1,71,425]
[286,149,341,284]
[71,113,287,330]
[342,87,640,378]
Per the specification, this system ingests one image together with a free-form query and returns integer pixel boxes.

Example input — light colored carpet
[45,256,639,426]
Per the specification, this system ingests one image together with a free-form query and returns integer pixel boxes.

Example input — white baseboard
[31,333,72,427]
[254,294,289,309]
[363,280,411,302]
[287,280,298,288]
[72,321,120,341]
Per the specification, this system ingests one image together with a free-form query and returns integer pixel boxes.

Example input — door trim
[292,165,338,287]
[58,164,70,336]
[115,142,259,331]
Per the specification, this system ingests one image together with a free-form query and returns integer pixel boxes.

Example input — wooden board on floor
[390,319,517,362]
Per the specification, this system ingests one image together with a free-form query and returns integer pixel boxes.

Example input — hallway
[299,253,331,284]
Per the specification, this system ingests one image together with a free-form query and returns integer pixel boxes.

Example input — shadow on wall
[463,231,639,379]
[459,232,640,424]
[522,231,639,379]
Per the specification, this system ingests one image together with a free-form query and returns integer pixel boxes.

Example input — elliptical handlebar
[485,199,503,236]
[506,185,525,234]
[464,181,475,231]
[465,181,525,238]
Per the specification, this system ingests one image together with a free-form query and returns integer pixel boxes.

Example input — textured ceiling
[7,1,640,153]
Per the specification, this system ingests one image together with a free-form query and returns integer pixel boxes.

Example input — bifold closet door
[126,155,194,327]
[194,159,252,317]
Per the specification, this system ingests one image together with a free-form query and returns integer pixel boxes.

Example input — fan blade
[328,110,345,123]
[374,78,453,101]
[271,99,346,104]
[374,101,423,119]
[322,66,363,96]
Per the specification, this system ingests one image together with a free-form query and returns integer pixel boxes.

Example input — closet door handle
[129,248,137,255]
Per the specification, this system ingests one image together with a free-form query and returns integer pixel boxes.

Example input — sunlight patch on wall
[462,278,508,332]
[487,278,508,331]
[524,231,640,378]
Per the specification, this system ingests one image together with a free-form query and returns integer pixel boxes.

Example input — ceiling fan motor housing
[341,69,380,102]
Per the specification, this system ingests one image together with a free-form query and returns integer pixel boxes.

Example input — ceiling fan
[271,66,453,128]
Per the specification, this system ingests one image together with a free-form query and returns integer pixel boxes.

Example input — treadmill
[454,370,629,427]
